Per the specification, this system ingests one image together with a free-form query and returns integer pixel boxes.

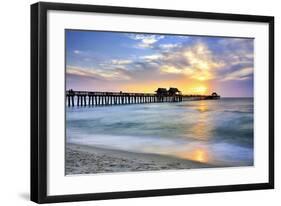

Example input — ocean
[66,98,254,167]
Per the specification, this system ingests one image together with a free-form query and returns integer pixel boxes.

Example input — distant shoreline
[65,143,215,175]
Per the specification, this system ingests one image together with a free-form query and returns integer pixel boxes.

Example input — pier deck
[66,90,220,107]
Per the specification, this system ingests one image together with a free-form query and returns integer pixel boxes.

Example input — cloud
[111,59,133,65]
[73,50,82,54]
[221,67,253,81]
[216,38,253,66]
[160,65,193,75]
[140,54,163,62]
[211,38,254,81]
[69,35,254,87]
[159,42,224,81]
[158,43,180,50]
[177,35,190,39]
[66,66,131,81]
[156,38,253,82]
[128,34,164,48]
[160,65,182,74]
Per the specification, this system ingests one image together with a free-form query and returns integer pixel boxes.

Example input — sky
[66,30,254,97]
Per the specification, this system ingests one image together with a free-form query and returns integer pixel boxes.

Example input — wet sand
[66,143,214,175]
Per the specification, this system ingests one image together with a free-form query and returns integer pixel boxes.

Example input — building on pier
[155,87,181,96]
[155,88,168,96]
[168,87,181,96]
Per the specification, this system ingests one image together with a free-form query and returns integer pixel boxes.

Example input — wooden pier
[66,89,220,107]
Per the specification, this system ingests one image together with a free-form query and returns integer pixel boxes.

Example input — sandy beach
[66,143,214,175]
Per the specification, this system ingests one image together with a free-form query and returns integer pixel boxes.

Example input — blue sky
[66,30,254,97]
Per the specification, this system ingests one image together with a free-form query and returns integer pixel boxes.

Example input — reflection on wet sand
[176,147,211,163]
[143,145,212,164]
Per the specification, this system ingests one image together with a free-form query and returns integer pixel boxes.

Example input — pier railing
[66,90,220,107]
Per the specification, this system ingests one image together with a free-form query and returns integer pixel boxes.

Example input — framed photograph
[31,2,274,203]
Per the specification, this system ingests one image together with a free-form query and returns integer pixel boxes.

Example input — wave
[223,110,253,114]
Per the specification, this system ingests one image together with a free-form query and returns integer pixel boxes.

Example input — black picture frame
[31,2,274,204]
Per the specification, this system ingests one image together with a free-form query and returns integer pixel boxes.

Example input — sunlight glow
[193,86,207,94]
